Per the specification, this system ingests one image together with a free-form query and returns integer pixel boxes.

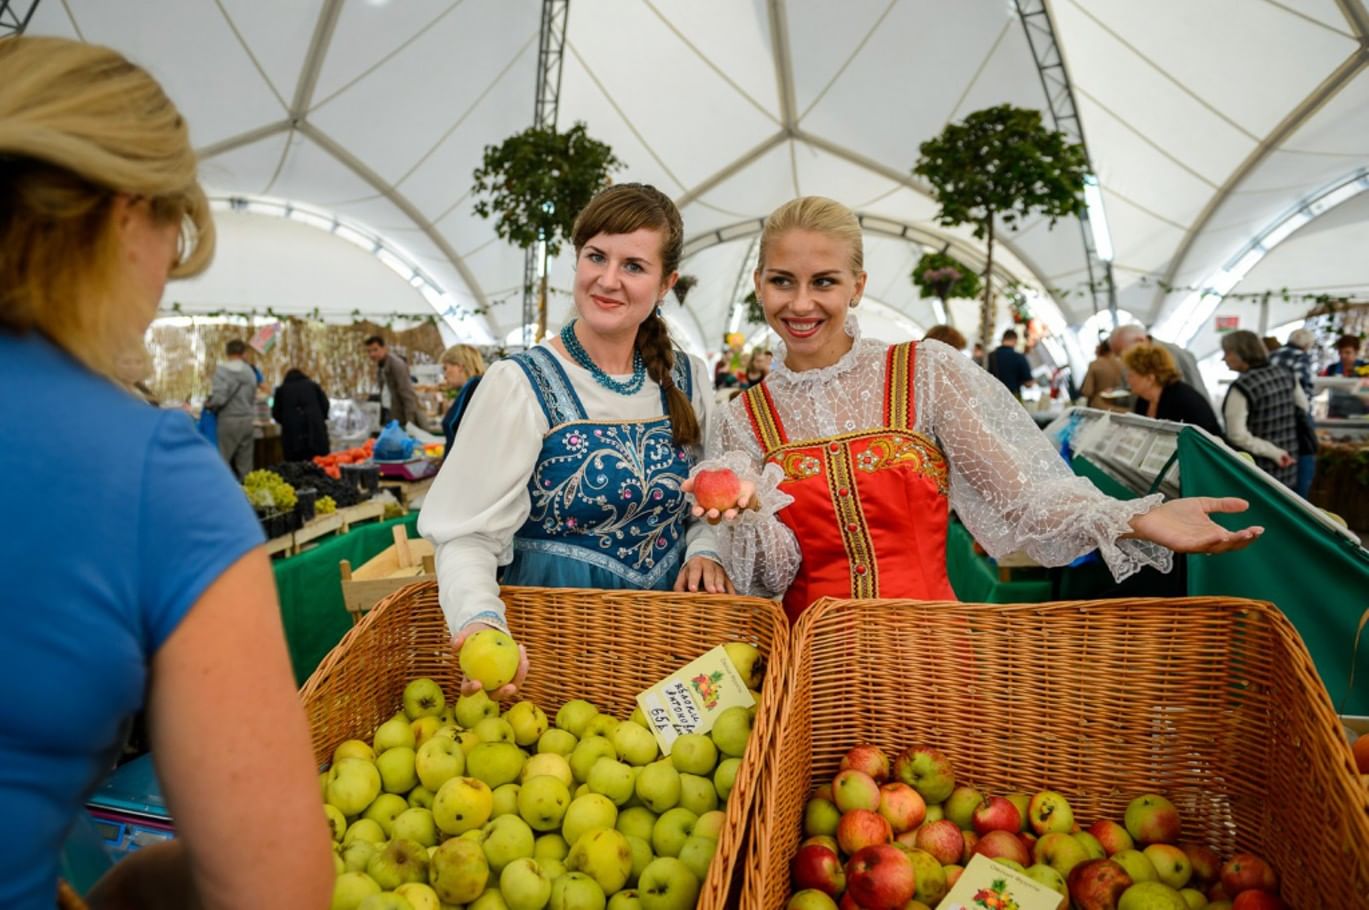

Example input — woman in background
[1123,343,1223,437]
[438,343,487,454]
[1221,330,1305,488]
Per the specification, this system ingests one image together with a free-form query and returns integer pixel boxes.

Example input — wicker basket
[743,596,1369,908]
[299,581,788,909]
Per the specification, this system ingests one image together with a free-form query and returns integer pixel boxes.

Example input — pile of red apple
[787,743,1288,910]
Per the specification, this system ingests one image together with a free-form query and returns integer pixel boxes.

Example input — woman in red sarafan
[688,197,1264,624]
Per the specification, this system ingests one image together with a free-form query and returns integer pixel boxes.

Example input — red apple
[1182,844,1221,884]
[804,835,840,854]
[971,796,1022,835]
[793,844,846,897]
[1067,858,1133,910]
[960,830,978,864]
[840,744,891,783]
[892,746,955,804]
[837,809,892,856]
[845,844,916,910]
[876,783,925,834]
[692,468,742,511]
[1220,853,1278,895]
[971,830,1030,867]
[1087,820,1134,856]
[943,864,964,888]
[1208,882,1232,902]
[911,819,962,865]
[838,893,860,910]
[813,784,834,802]
[1123,795,1181,846]
[1231,891,1287,910]
[833,770,882,813]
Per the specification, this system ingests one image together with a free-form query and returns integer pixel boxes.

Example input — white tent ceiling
[26,0,1369,358]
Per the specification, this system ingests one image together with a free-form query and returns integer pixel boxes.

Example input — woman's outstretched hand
[1127,497,1264,555]
[682,475,758,525]
[452,622,529,699]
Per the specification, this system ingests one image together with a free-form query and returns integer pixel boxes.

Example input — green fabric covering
[273,513,420,686]
[1071,454,1137,500]
[946,520,1051,603]
[1178,428,1369,713]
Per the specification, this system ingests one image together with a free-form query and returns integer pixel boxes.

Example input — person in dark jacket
[1123,343,1223,437]
[438,344,487,454]
[987,328,1035,398]
[271,369,331,461]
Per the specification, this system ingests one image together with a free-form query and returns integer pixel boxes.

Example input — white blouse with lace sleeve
[702,317,1170,598]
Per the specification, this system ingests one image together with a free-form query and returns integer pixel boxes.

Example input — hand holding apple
[683,468,759,525]
[454,623,528,698]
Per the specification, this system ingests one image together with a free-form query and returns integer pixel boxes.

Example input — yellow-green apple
[844,844,916,910]
[791,843,844,896]
[1124,795,1181,846]
[1113,849,1159,883]
[997,859,1028,873]
[1006,793,1032,832]
[394,882,441,910]
[499,857,553,910]
[677,773,718,816]
[1144,844,1192,889]
[667,733,716,775]
[635,760,682,813]
[467,742,525,789]
[960,830,978,863]
[589,757,637,806]
[1229,892,1286,910]
[407,786,435,810]
[522,752,573,787]
[549,870,607,909]
[713,758,741,801]
[366,837,429,889]
[693,809,724,840]
[787,890,839,910]
[324,804,347,842]
[608,890,644,910]
[473,717,516,745]
[678,832,718,883]
[355,893,413,910]
[517,774,571,831]
[455,690,500,729]
[1067,858,1134,910]
[1074,831,1107,860]
[331,871,381,910]
[875,782,925,834]
[1219,854,1277,895]
[839,745,890,784]
[923,803,944,824]
[1025,864,1069,910]
[467,890,509,910]
[403,677,446,720]
[693,468,743,513]
[812,784,833,802]
[912,818,963,865]
[539,728,579,756]
[709,706,753,758]
[628,705,649,729]
[535,832,569,860]
[637,857,699,910]
[944,865,964,889]
[586,714,620,740]
[1028,791,1075,835]
[972,830,1030,867]
[1177,888,1206,909]
[328,758,383,816]
[1182,844,1220,885]
[411,715,442,747]
[340,840,379,873]
[616,805,658,842]
[504,701,548,747]
[460,629,520,691]
[377,747,419,794]
[904,847,947,905]
[571,736,619,784]
[392,807,438,847]
[971,797,1021,835]
[612,722,659,767]
[492,783,521,817]
[836,808,892,855]
[429,838,490,904]
[625,835,653,882]
[374,714,417,753]
[432,776,493,835]
[892,746,955,804]
[943,786,982,831]
[1089,820,1134,856]
[482,814,535,872]
[563,793,618,847]
[651,806,698,857]
[804,834,839,854]
[1035,831,1089,878]
[568,828,634,894]
[556,699,600,737]
[343,818,386,846]
[1118,881,1188,909]
[335,739,376,763]
[833,771,881,813]
[723,641,764,690]
[457,730,482,755]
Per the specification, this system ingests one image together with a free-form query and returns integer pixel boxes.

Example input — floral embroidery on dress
[779,451,823,482]
[856,433,950,494]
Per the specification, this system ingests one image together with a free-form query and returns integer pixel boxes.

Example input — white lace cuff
[689,453,800,598]
[1090,493,1174,582]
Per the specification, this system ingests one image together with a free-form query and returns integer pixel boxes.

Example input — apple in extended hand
[692,468,743,512]
[459,628,521,692]
[845,844,916,910]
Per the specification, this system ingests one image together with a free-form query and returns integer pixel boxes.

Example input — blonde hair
[0,37,214,379]
[1122,342,1180,386]
[440,344,486,378]
[758,196,864,273]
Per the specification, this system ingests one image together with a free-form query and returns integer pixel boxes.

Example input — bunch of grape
[243,469,297,512]
[272,461,364,507]
[317,495,338,515]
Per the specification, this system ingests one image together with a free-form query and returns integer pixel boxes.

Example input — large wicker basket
[743,596,1369,908]
[299,581,788,910]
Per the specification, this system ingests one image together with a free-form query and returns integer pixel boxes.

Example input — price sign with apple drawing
[636,646,754,755]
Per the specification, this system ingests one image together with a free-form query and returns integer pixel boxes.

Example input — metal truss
[1015,0,1118,326]
[522,0,571,348]
[0,0,41,37]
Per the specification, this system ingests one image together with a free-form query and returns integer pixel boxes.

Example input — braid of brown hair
[635,308,700,448]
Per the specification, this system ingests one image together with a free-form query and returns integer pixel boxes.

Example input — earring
[850,298,859,308]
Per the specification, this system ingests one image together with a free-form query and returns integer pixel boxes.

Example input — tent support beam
[522,0,570,349]
[292,0,344,116]
[198,121,292,160]
[1334,0,1369,39]
[675,132,788,208]
[0,0,40,36]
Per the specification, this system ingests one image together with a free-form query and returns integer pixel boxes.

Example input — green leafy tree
[911,250,982,326]
[471,122,623,340]
[914,104,1088,363]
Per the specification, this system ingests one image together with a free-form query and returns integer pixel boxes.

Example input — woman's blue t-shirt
[0,332,263,909]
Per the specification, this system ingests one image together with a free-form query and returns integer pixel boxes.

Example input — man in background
[1111,324,1205,396]
[987,328,1035,399]
[366,335,420,430]
[205,339,257,479]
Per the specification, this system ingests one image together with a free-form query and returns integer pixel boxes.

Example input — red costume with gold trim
[742,341,956,622]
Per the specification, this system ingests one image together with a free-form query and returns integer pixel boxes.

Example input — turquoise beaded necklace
[560,320,647,396]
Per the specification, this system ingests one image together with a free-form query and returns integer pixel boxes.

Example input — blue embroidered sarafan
[502,346,695,590]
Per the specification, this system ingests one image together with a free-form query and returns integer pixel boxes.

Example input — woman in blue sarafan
[419,184,730,695]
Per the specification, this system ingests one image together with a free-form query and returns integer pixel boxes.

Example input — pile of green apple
[787,743,1289,910]
[323,639,764,910]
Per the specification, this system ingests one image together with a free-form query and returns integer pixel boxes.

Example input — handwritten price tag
[636,646,754,755]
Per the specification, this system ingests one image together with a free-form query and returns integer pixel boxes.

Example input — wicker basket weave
[299,581,788,910]
[743,596,1369,908]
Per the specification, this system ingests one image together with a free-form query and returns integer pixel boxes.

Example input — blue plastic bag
[374,419,416,461]
[196,407,218,445]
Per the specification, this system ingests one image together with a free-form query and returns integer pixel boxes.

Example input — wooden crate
[339,524,434,620]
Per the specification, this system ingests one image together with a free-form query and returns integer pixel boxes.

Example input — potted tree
[471,122,622,341]
[914,104,1088,365]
